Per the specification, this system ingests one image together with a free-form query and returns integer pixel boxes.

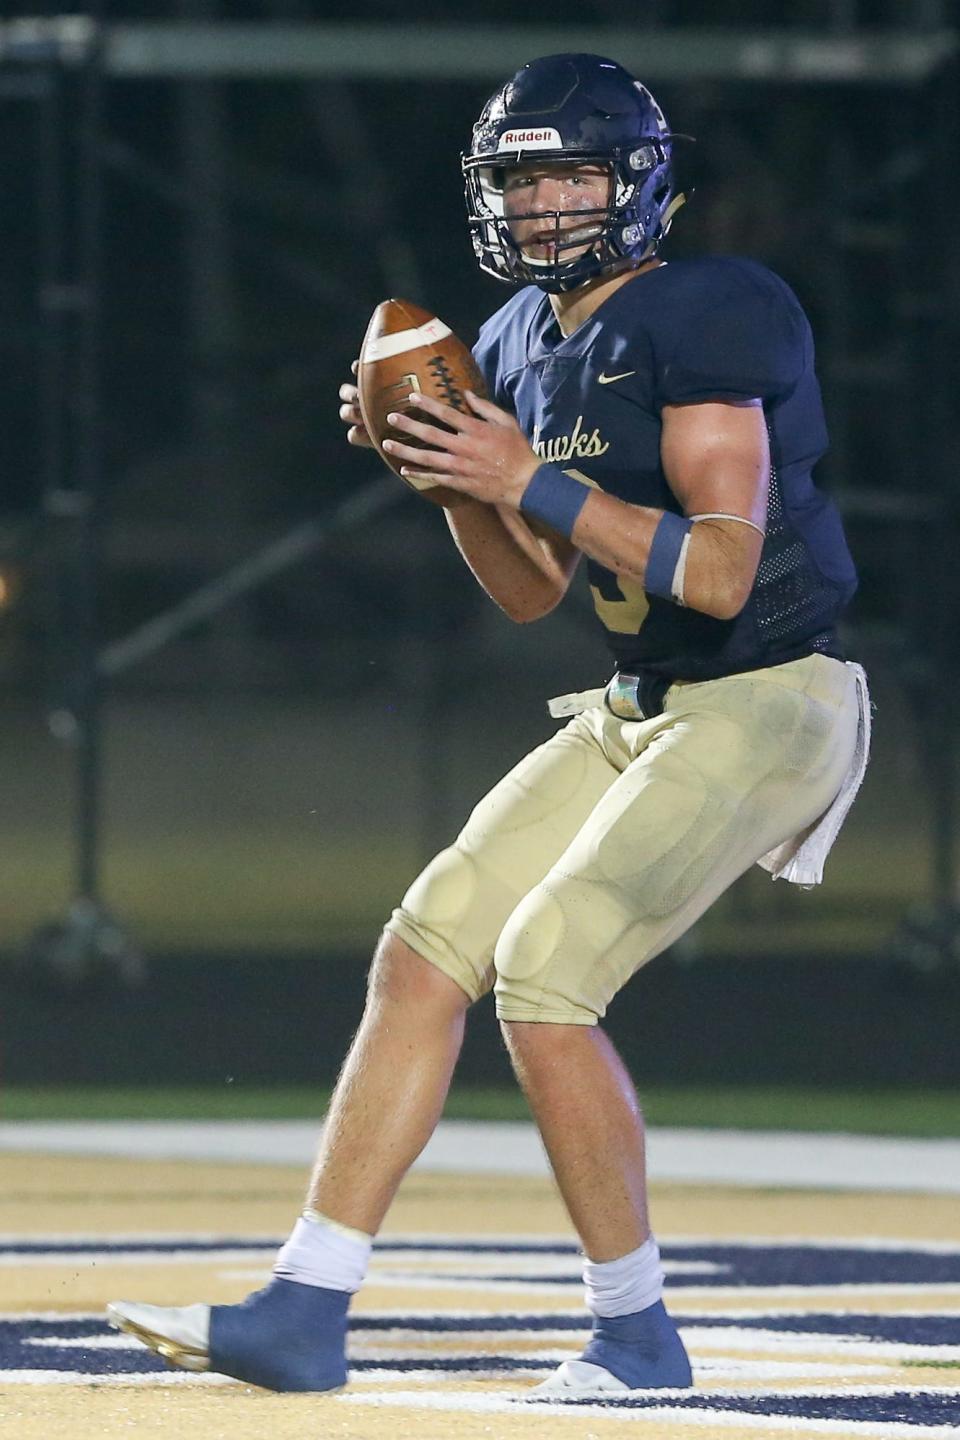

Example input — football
[357,298,487,507]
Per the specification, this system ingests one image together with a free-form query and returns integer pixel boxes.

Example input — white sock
[273,1208,373,1294]
[583,1235,664,1318]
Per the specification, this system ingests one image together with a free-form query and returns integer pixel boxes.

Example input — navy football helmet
[463,53,688,293]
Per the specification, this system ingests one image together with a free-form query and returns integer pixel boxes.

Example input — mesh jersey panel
[751,462,847,650]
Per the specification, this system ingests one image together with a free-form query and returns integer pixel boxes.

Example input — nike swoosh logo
[597,370,636,386]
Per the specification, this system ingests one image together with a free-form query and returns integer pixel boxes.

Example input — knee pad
[400,844,479,929]
[387,844,494,1004]
[493,885,599,1025]
[494,886,565,984]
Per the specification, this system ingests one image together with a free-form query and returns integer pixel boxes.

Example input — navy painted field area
[3,1236,959,1436]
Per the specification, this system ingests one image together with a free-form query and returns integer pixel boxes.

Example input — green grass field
[3,1085,959,1137]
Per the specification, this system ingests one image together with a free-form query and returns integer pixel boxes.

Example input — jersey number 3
[565,467,651,635]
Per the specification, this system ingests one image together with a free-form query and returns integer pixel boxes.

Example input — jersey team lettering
[532,415,610,463]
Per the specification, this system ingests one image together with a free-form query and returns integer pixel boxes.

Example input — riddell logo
[498,126,563,151]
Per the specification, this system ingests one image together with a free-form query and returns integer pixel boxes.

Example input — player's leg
[503,1021,689,1394]
[502,1012,678,1390]
[306,931,469,1233]
[504,1022,649,1261]
[499,655,860,1394]
[109,716,621,1391]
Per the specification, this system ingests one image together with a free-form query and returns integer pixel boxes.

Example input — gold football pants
[386,653,859,1025]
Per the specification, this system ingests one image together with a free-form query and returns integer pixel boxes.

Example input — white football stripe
[363,319,452,362]
[348,1366,549,1384]
[365,1253,720,1277]
[0,1248,276,1267]
[25,1335,141,1350]
[684,1328,960,1362]
[342,1387,960,1438]
[652,1285,960,1301]
[694,1360,891,1379]
[0,1370,231,1386]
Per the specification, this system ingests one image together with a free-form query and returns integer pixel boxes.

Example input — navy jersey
[473,256,857,683]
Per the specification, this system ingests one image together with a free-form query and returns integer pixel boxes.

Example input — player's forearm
[445,498,576,623]
[569,490,760,621]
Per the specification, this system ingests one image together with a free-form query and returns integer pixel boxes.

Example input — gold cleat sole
[107,1305,211,1373]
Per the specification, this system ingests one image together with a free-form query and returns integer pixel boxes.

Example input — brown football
[357,298,487,507]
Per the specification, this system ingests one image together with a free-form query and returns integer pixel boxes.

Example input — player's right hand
[338,360,373,449]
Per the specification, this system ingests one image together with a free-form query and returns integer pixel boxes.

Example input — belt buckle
[605,672,646,721]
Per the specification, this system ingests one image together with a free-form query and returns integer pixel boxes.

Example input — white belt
[547,686,608,719]
[549,672,664,721]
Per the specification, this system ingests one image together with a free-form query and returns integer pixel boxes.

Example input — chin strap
[638,191,689,263]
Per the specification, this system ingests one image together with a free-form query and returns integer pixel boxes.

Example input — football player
[109,53,868,1396]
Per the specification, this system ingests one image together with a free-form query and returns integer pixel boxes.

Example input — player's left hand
[381,390,540,508]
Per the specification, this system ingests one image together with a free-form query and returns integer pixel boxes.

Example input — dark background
[0,4,958,1087]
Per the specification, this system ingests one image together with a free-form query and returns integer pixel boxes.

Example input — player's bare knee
[501,1026,604,1109]
[367,931,469,1016]
[500,1016,570,1058]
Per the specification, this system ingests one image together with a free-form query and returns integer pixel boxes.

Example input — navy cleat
[210,1277,349,1392]
[109,1277,349,1393]
[531,1299,692,1396]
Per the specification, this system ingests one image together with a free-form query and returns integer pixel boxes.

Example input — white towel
[756,662,871,887]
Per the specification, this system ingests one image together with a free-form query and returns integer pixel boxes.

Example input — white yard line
[341,1388,960,1440]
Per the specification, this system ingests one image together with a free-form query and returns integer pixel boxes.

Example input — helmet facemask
[471,156,607,288]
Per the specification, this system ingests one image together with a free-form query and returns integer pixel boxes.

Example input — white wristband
[671,530,692,605]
